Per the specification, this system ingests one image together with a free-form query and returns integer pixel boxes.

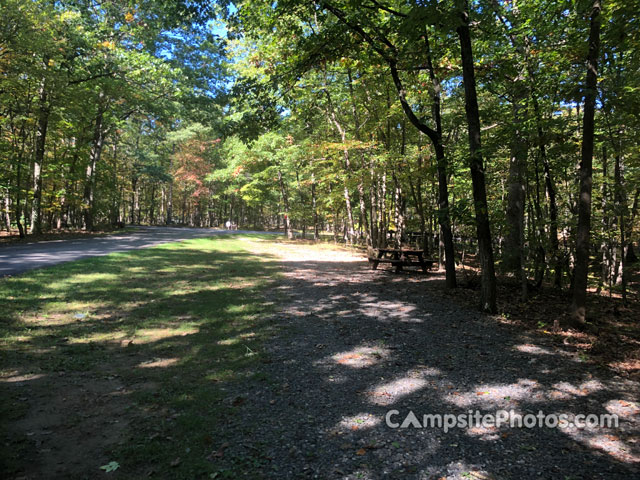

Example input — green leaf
[99,461,120,473]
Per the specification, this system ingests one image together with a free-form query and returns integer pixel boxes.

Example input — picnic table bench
[368,248,435,273]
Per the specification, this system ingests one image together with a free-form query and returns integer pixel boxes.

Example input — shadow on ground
[0,238,279,478]
[212,247,639,479]
[1,238,638,479]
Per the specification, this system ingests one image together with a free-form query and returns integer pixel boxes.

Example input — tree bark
[457,2,497,312]
[599,146,612,292]
[614,154,628,303]
[2,188,10,232]
[504,100,527,276]
[505,98,528,301]
[277,169,293,239]
[571,0,601,325]
[311,170,319,240]
[30,75,49,235]
[346,68,372,247]
[15,155,24,238]
[83,103,106,230]
[325,103,356,244]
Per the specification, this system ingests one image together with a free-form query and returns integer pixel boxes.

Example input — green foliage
[1,0,638,296]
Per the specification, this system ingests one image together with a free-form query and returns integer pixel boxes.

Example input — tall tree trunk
[131,176,139,224]
[311,169,319,240]
[328,115,356,244]
[505,98,528,301]
[277,169,293,239]
[393,171,405,248]
[166,179,173,225]
[110,142,119,224]
[347,68,372,247]
[30,76,49,235]
[393,123,407,247]
[370,159,379,248]
[83,104,106,231]
[629,187,639,249]
[504,100,527,274]
[494,2,528,292]
[378,172,387,247]
[160,186,165,223]
[15,156,24,238]
[600,146,612,292]
[571,0,601,325]
[167,146,174,224]
[2,188,10,232]
[457,2,497,312]
[149,184,156,225]
[13,122,29,238]
[532,96,562,287]
[614,154,628,303]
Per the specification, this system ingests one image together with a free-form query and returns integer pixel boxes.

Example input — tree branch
[68,71,117,86]
[364,0,407,18]
[317,0,438,142]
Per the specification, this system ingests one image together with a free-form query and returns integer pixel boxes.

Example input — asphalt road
[0,226,278,277]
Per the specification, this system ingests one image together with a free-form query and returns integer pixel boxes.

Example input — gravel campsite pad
[221,238,639,479]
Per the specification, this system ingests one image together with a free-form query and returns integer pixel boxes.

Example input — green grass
[0,235,281,478]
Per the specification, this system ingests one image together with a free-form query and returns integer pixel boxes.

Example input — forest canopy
[1,0,639,323]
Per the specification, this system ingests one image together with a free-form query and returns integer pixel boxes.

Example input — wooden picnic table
[368,248,435,273]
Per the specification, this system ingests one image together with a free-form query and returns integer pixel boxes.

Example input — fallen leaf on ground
[99,461,120,473]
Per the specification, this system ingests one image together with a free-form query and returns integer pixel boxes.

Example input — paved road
[0,226,278,277]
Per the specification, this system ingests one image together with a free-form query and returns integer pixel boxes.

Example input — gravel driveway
[0,226,276,277]
[220,239,640,479]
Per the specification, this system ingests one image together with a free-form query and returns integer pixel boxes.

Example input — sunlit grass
[0,235,281,478]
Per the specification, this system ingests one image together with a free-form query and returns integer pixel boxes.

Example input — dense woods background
[1,0,638,322]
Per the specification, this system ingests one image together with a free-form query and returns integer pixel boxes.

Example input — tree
[571,0,602,326]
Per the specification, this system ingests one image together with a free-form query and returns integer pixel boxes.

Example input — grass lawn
[0,235,280,479]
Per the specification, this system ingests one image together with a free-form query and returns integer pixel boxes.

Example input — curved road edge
[0,226,282,277]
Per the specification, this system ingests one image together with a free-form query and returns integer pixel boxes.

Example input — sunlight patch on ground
[0,372,46,383]
[274,252,363,264]
[3,335,34,344]
[439,462,496,480]
[330,346,390,368]
[359,300,422,322]
[445,379,542,408]
[226,304,252,313]
[335,412,381,432]
[562,425,640,464]
[20,305,103,325]
[604,399,640,418]
[366,375,430,406]
[216,332,257,346]
[132,327,199,344]
[465,424,501,441]
[514,343,555,355]
[138,357,180,369]
[325,373,349,383]
[48,272,120,290]
[550,380,604,398]
[248,238,365,264]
